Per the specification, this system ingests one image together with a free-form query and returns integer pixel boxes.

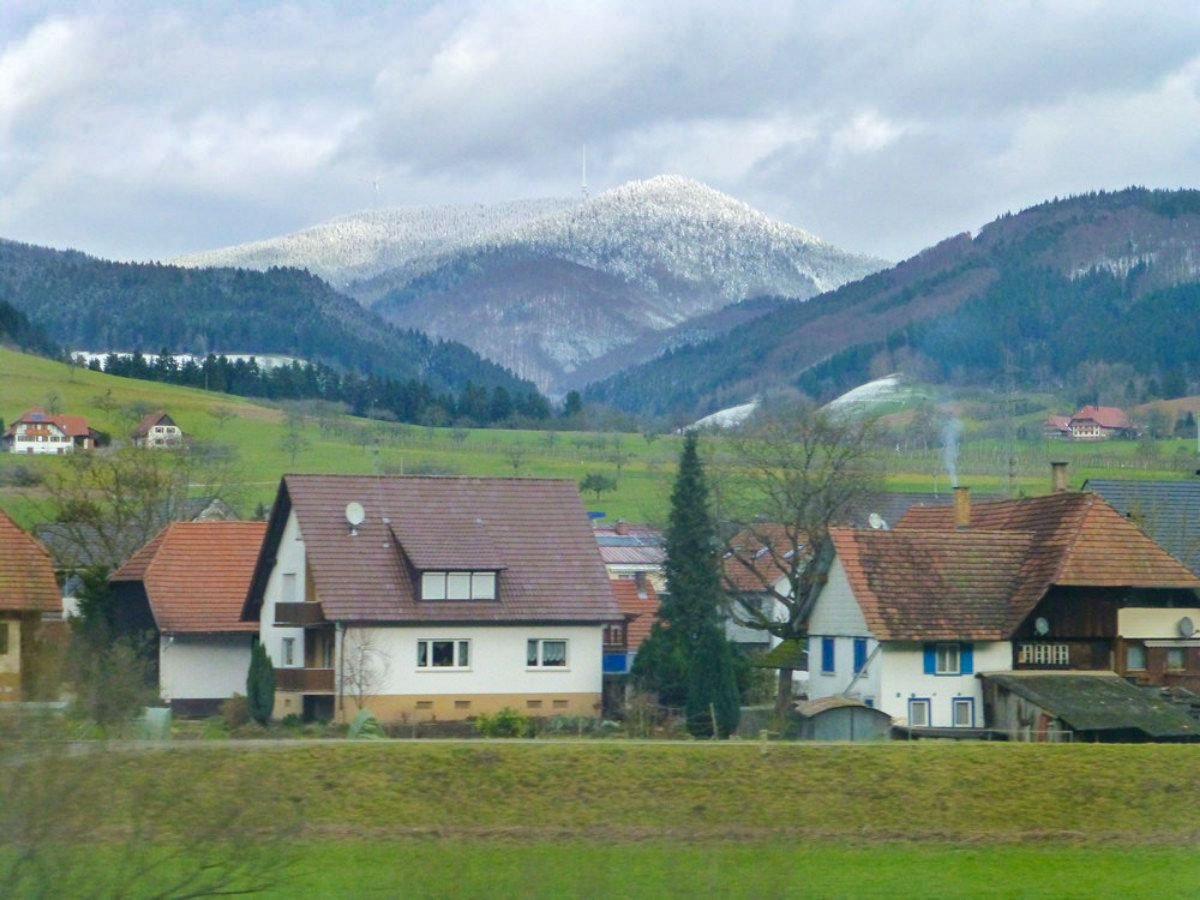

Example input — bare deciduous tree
[340,628,390,715]
[36,444,242,569]
[713,400,881,713]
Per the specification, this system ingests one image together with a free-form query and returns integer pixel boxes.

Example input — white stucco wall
[877,641,1012,727]
[159,633,253,701]
[347,624,604,698]
[259,509,306,669]
[806,559,881,704]
[1118,607,1200,639]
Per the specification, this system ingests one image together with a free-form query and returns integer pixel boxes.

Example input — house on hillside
[806,471,1200,740]
[131,411,185,449]
[241,475,620,724]
[109,521,267,714]
[0,511,61,702]
[4,407,100,454]
[1044,405,1135,440]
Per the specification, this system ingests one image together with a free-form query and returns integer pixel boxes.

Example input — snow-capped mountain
[172,198,575,288]
[174,176,886,394]
[368,176,886,393]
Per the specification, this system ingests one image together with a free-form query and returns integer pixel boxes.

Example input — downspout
[336,622,345,721]
[841,643,882,697]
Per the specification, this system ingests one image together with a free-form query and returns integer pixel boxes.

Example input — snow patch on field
[689,400,759,431]
[825,375,905,409]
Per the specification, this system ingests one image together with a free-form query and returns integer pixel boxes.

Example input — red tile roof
[610,579,659,649]
[831,527,1033,640]
[723,523,806,592]
[112,522,266,633]
[896,492,1200,631]
[0,510,59,613]
[247,475,621,624]
[1071,405,1131,430]
[4,407,92,438]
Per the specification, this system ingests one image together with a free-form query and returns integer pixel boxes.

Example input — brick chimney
[1051,461,1068,493]
[953,486,971,528]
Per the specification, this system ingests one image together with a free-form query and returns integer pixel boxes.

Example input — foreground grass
[6,741,1200,896]
[272,841,1200,899]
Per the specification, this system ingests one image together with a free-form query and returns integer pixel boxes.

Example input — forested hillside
[0,299,55,355]
[587,188,1200,417]
[0,239,533,395]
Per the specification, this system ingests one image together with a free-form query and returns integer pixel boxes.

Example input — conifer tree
[246,641,276,725]
[632,432,740,736]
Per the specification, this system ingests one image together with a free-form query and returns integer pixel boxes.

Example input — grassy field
[3,346,1199,529]
[4,741,1199,897]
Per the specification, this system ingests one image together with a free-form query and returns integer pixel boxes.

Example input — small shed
[981,672,1200,743]
[794,697,892,741]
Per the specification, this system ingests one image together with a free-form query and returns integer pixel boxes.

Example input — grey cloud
[2,1,1200,263]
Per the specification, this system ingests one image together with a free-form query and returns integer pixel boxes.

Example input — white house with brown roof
[131,411,184,448]
[242,474,621,724]
[110,521,266,714]
[4,407,98,454]
[807,483,1200,736]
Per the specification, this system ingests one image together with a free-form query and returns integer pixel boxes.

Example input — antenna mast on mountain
[581,144,588,199]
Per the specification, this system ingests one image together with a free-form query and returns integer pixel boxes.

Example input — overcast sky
[3,1,1200,263]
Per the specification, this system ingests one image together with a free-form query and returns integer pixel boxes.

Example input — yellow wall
[0,617,21,703]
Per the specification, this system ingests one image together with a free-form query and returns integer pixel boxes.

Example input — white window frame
[421,570,498,600]
[908,698,931,727]
[1165,647,1186,672]
[935,642,961,675]
[527,638,569,669]
[282,637,295,667]
[416,639,471,671]
[952,697,975,728]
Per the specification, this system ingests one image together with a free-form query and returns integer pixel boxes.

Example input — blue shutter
[853,638,867,673]
[821,637,835,673]
[923,643,936,674]
[961,643,974,675]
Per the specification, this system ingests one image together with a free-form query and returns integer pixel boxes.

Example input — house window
[1166,648,1186,672]
[417,639,471,670]
[908,699,930,727]
[421,571,497,600]
[281,573,297,604]
[282,637,295,666]
[1017,643,1070,666]
[528,639,568,668]
[952,698,975,728]
[820,637,835,674]
[604,623,625,645]
[853,638,867,674]
[1126,644,1147,671]
[935,643,961,675]
[0,622,9,656]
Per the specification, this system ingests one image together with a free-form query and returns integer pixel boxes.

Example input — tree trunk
[775,667,794,717]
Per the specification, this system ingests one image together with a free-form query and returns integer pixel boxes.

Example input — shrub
[219,694,250,730]
[475,706,530,738]
[246,642,275,725]
[280,713,302,728]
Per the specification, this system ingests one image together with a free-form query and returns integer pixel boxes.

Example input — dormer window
[420,570,497,600]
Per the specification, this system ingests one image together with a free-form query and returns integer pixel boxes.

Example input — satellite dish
[345,501,366,530]
[1034,616,1050,636]
[868,513,889,530]
[1179,616,1195,638]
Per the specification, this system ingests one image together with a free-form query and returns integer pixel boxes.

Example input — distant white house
[4,407,98,454]
[131,411,185,449]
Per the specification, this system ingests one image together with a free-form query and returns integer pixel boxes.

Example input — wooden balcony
[275,667,335,694]
[274,601,326,627]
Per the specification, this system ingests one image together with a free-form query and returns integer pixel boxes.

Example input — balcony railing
[274,601,326,627]
[275,667,335,693]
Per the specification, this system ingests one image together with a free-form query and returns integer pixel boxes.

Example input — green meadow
[2,346,1197,529]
